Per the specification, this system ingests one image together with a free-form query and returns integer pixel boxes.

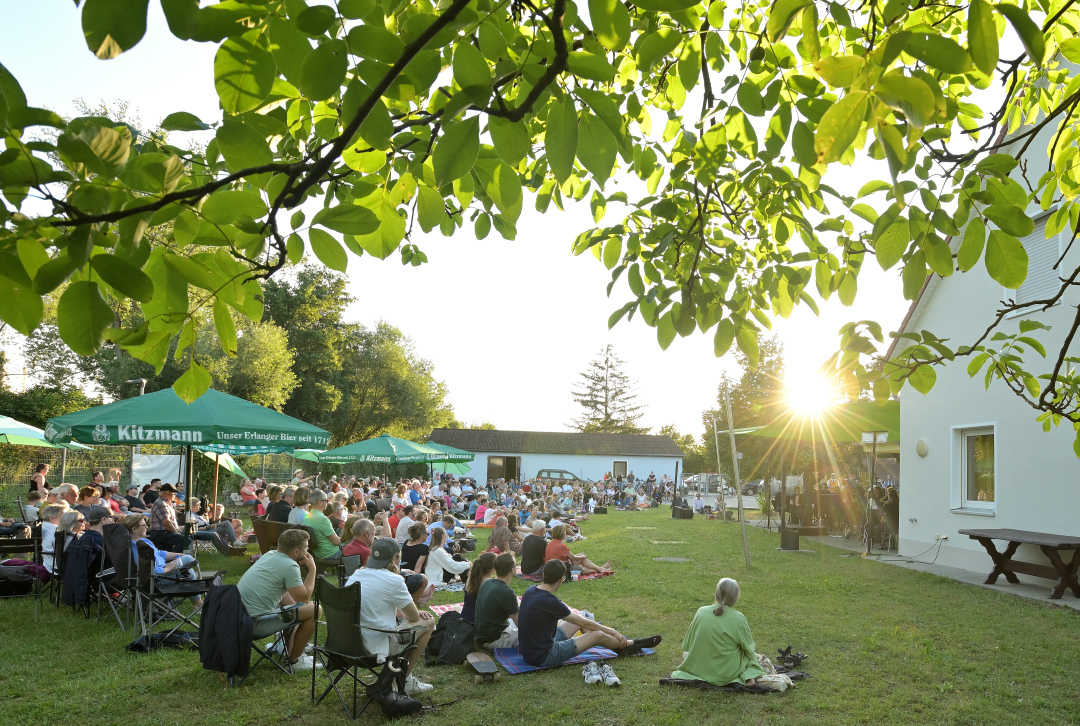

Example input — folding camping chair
[0,535,42,603]
[133,540,223,648]
[229,603,304,686]
[310,575,418,719]
[97,523,136,630]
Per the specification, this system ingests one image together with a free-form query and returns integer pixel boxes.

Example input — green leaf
[433,116,480,188]
[875,220,910,270]
[308,228,348,272]
[90,255,154,303]
[957,218,987,271]
[546,97,579,183]
[815,90,868,164]
[416,185,446,232]
[353,191,405,258]
[486,161,523,222]
[633,0,699,10]
[908,364,937,394]
[905,32,973,73]
[791,120,816,167]
[903,250,928,299]
[346,25,404,64]
[814,55,865,88]
[736,82,765,116]
[161,111,212,131]
[296,5,337,35]
[968,0,999,75]
[201,190,267,224]
[474,213,491,240]
[215,28,276,114]
[657,313,677,350]
[213,299,237,357]
[577,114,617,184]
[984,205,1034,236]
[488,117,531,165]
[215,121,272,173]
[300,39,348,101]
[874,74,936,127]
[995,4,1045,65]
[735,326,760,368]
[1060,38,1080,63]
[568,52,617,82]
[173,360,213,404]
[713,318,735,356]
[453,41,492,89]
[312,202,381,235]
[286,232,305,265]
[57,281,112,356]
[1017,336,1047,357]
[768,0,812,41]
[32,255,78,295]
[923,237,954,277]
[635,28,682,74]
[590,0,631,51]
[0,274,42,336]
[82,0,149,59]
[985,229,1029,288]
[838,270,857,305]
[967,352,990,376]
[602,237,622,270]
[267,17,313,87]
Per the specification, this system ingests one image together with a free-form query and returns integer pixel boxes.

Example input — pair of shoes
[289,655,322,672]
[582,661,603,684]
[404,674,434,694]
[597,662,620,686]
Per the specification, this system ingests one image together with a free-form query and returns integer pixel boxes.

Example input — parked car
[536,469,592,486]
[684,473,723,493]
[741,480,763,496]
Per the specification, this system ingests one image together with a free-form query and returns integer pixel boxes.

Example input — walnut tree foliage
[0,0,1079,447]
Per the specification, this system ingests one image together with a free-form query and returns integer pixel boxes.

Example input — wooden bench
[958,528,1080,599]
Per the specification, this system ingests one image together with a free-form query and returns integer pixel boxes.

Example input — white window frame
[1004,212,1062,317]
[612,460,628,478]
[950,423,997,515]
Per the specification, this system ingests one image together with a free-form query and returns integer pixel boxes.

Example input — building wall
[898,124,1080,576]
[441,451,683,484]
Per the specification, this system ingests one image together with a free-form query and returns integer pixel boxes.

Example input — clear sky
[0,1,910,438]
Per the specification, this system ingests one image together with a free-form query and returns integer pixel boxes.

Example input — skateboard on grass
[467,652,502,684]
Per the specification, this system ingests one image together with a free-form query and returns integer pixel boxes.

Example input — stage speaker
[594,506,608,514]
[672,507,694,520]
[780,527,800,550]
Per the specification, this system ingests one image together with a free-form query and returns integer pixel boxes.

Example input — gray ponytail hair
[712,577,740,616]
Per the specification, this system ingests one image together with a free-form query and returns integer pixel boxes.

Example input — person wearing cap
[345,538,435,695]
[236,528,320,671]
[123,483,149,513]
[148,483,189,553]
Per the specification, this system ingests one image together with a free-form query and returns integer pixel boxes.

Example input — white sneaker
[582,661,602,684]
[598,662,620,687]
[289,655,321,672]
[405,675,434,694]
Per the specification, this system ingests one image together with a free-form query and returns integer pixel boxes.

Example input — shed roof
[427,429,684,457]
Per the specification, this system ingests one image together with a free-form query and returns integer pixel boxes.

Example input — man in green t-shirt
[474,552,520,649]
[304,489,342,560]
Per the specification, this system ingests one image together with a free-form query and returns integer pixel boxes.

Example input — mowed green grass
[2,507,1078,725]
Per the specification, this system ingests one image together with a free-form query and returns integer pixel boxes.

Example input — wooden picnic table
[958,528,1080,599]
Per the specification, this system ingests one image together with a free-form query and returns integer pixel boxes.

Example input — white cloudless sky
[0,1,910,438]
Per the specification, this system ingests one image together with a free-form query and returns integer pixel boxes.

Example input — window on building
[1012,216,1061,309]
[612,461,627,478]
[961,428,995,506]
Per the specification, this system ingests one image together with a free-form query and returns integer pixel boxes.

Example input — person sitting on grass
[423,526,471,584]
[519,519,549,576]
[400,522,429,573]
[517,560,661,668]
[461,551,497,624]
[489,515,524,556]
[474,552,520,648]
[345,538,435,695]
[303,489,342,560]
[669,577,766,688]
[235,528,321,671]
[544,524,611,576]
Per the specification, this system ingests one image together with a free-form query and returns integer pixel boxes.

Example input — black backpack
[424,611,475,665]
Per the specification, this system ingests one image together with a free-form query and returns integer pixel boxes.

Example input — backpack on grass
[424,611,475,665]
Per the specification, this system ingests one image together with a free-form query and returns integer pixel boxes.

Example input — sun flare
[784,371,837,416]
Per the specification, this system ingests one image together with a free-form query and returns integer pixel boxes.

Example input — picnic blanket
[430,596,582,618]
[492,646,657,674]
[514,566,615,582]
[466,522,495,529]
[659,670,809,693]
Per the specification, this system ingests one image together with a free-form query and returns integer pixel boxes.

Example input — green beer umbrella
[0,414,92,450]
[44,388,330,453]
[420,442,475,463]
[318,433,439,464]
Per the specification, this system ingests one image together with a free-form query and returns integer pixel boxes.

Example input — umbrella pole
[865,432,880,557]
[723,384,751,569]
[61,449,67,483]
[213,454,220,523]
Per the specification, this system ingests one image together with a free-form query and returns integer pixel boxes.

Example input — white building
[426,428,684,484]
[890,116,1080,580]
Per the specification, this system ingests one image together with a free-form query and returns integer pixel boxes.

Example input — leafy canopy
[1,0,1078,448]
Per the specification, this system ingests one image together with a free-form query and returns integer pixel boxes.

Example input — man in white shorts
[473,552,520,649]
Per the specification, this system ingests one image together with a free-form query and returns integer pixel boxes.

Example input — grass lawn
[2,507,1078,725]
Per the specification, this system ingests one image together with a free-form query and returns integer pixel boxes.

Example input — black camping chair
[134,540,223,648]
[0,534,42,603]
[310,575,418,719]
[230,603,304,686]
[341,555,364,580]
[97,523,136,630]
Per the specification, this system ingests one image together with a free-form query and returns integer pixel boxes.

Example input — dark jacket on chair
[199,584,253,678]
[61,531,103,606]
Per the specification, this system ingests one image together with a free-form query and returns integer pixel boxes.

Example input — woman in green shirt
[671,577,766,687]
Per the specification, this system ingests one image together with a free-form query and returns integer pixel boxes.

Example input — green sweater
[671,605,767,686]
